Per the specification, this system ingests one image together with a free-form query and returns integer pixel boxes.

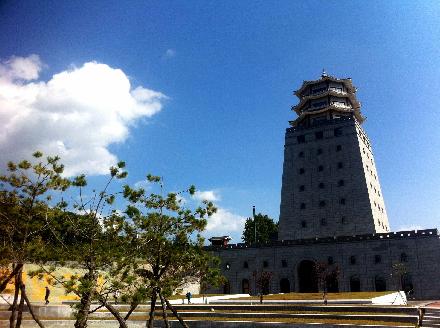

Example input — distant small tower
[278,74,389,240]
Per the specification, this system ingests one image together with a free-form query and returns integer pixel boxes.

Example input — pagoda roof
[289,105,365,127]
[292,89,361,115]
[294,75,357,98]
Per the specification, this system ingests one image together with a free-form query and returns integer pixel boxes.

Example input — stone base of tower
[207,229,440,300]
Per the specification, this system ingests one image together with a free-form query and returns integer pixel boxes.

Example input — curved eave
[294,75,356,97]
[289,106,365,127]
[292,90,360,114]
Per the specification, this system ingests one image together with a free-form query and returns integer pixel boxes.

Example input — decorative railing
[287,115,354,133]
[206,228,439,250]
[304,88,347,98]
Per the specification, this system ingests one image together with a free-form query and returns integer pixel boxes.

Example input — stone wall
[207,229,440,299]
[278,117,390,240]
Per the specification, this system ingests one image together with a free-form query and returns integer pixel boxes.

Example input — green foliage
[1,152,222,328]
[35,162,130,328]
[122,175,223,322]
[0,151,71,327]
[0,152,70,267]
[242,213,278,244]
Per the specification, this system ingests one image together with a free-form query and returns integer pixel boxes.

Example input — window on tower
[312,86,327,94]
[337,162,343,169]
[400,253,408,263]
[320,218,327,226]
[312,101,328,108]
[300,203,306,210]
[336,145,342,151]
[375,255,382,264]
[340,198,346,205]
[318,182,325,189]
[301,220,307,228]
[328,256,334,265]
[297,135,305,143]
[299,168,305,174]
[338,179,345,187]
[350,256,357,265]
[317,148,323,155]
[318,165,324,172]
[334,128,343,137]
[319,200,326,208]
[299,151,304,158]
[315,131,324,140]
[299,185,305,192]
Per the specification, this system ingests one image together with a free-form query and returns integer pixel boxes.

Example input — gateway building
[207,73,440,299]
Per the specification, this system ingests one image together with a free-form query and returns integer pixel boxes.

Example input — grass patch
[168,294,224,300]
[171,309,396,315]
[173,316,415,326]
[238,291,394,300]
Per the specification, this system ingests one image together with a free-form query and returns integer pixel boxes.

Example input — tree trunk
[9,268,20,328]
[100,299,128,328]
[146,288,157,328]
[74,271,96,328]
[20,283,45,328]
[15,271,24,328]
[158,290,170,328]
[164,298,189,328]
[74,289,93,328]
[0,264,23,294]
[123,302,138,321]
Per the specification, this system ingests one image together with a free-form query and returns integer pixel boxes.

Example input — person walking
[44,286,50,305]
[114,290,120,304]
[186,292,192,304]
[323,291,328,305]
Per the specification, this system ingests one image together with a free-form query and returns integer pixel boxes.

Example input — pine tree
[122,174,222,328]
[0,151,70,328]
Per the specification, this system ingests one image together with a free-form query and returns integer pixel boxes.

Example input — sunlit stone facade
[207,74,440,300]
[278,73,389,240]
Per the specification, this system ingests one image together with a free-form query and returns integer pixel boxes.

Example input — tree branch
[20,283,45,328]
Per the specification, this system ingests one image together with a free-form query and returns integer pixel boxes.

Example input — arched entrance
[375,276,386,292]
[280,278,290,293]
[401,273,413,293]
[262,278,270,295]
[223,280,231,294]
[242,279,250,294]
[298,260,318,292]
[350,276,361,292]
[326,274,339,292]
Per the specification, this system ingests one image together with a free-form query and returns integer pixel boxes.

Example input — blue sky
[1,1,439,242]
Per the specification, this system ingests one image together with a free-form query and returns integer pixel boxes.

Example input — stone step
[0,310,32,319]
[157,311,418,324]
[0,319,418,328]
[170,304,418,314]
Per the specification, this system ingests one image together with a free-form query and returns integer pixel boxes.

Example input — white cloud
[163,49,176,59]
[134,180,152,191]
[205,207,246,236]
[0,54,43,81]
[193,190,221,202]
[0,55,166,176]
[396,225,424,232]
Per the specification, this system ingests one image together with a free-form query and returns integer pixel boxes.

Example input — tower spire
[321,68,327,78]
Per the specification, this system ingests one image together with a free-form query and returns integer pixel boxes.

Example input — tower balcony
[289,104,365,127]
[304,87,348,98]
[293,90,360,114]
[294,75,357,98]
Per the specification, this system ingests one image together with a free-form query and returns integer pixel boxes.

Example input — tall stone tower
[278,73,389,240]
